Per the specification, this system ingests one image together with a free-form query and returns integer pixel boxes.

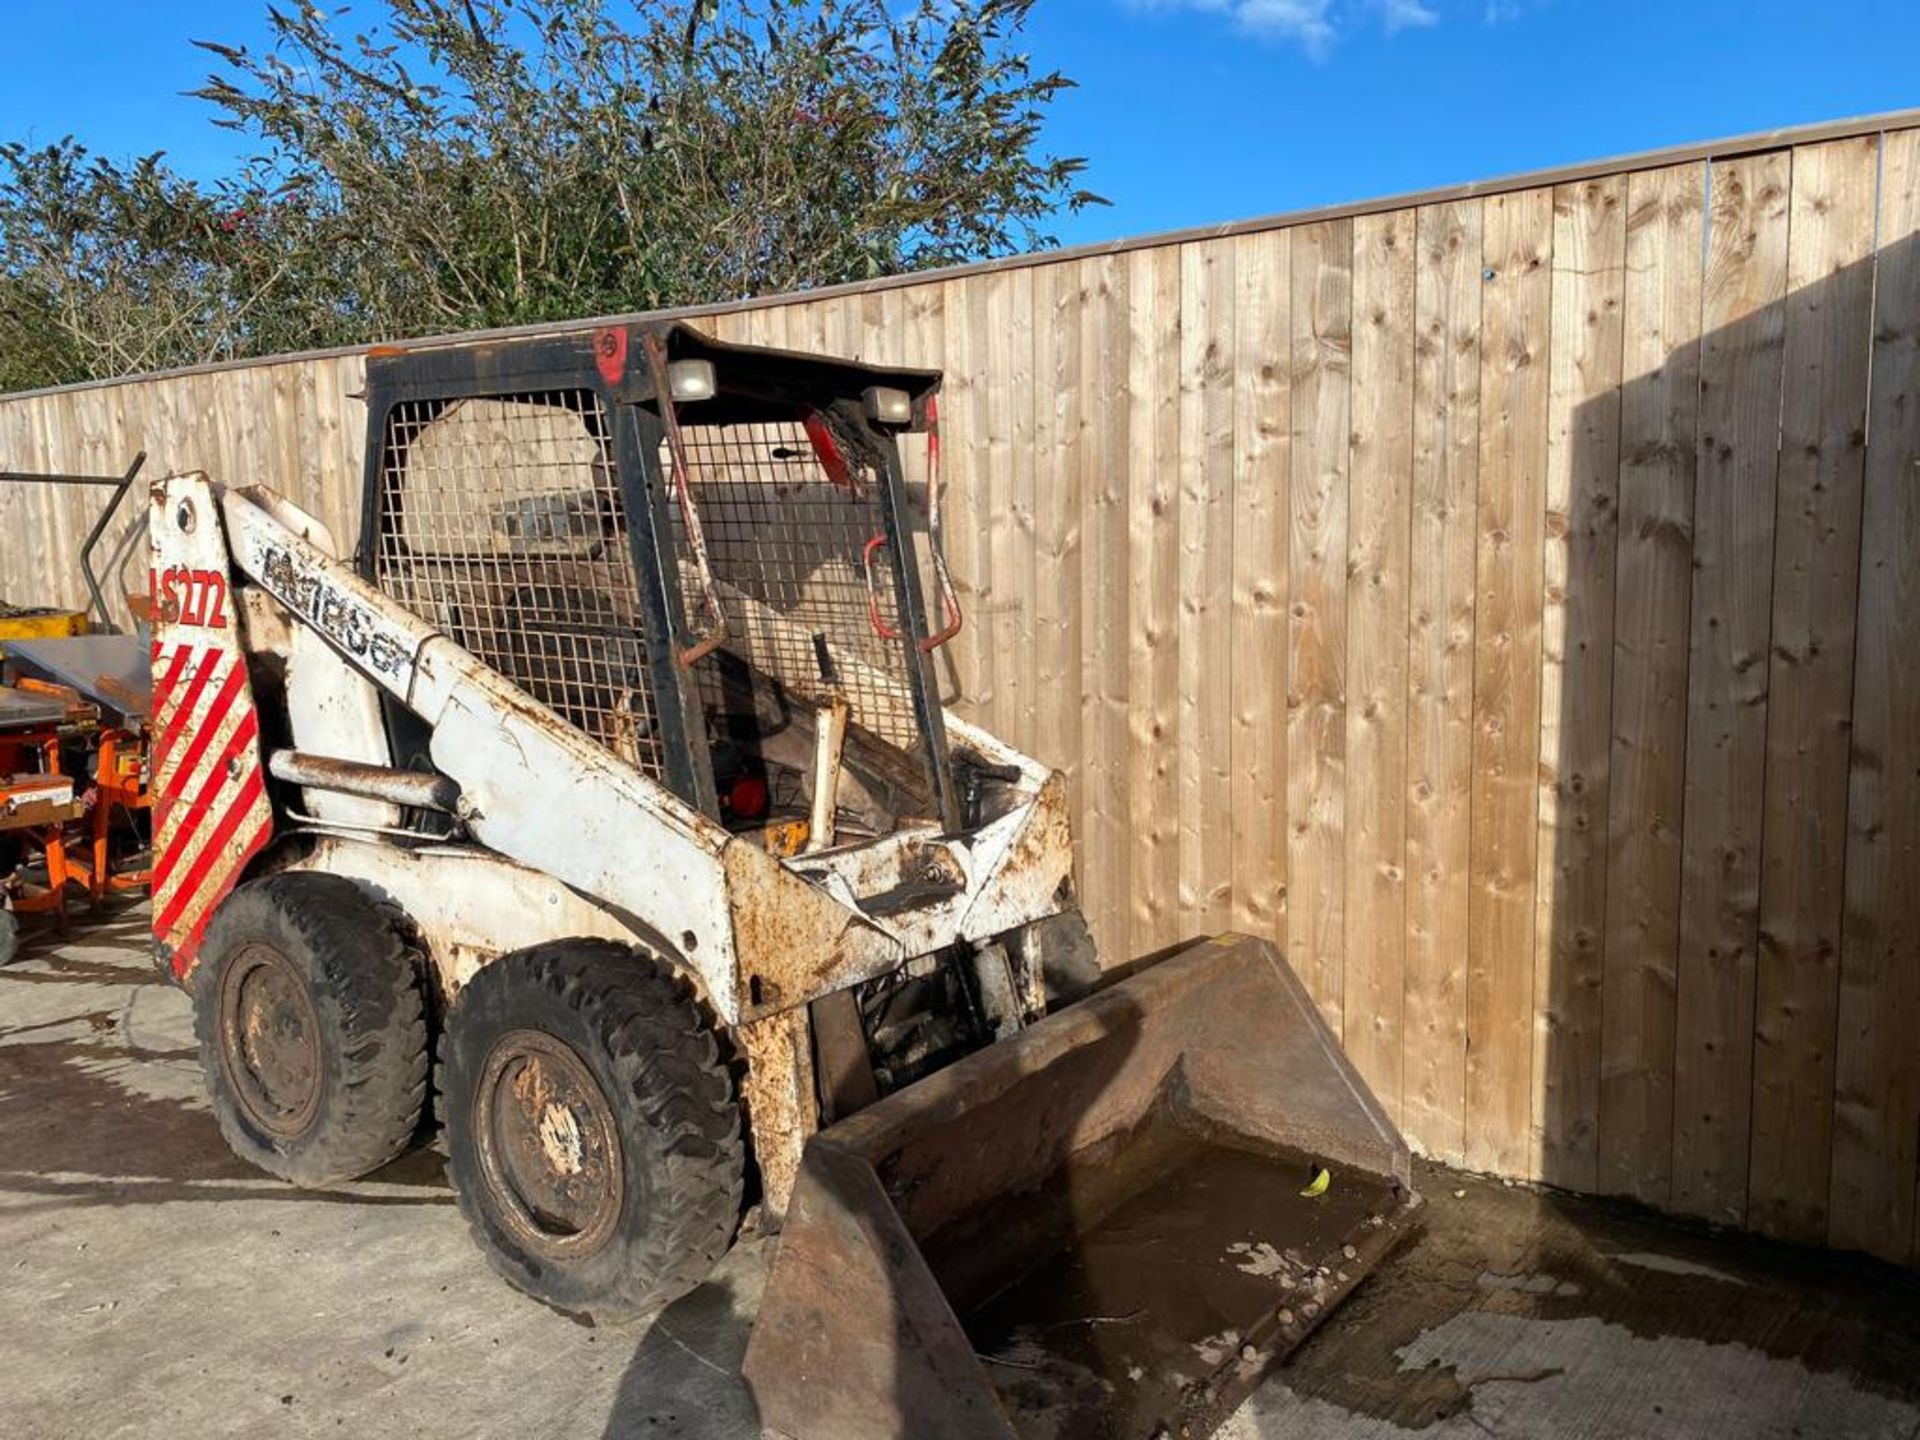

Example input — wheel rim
[217,943,324,1138]
[474,1029,624,1261]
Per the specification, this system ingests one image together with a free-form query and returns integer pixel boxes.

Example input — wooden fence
[2,112,1916,1265]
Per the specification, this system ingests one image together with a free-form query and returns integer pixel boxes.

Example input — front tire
[441,941,744,1324]
[193,873,429,1186]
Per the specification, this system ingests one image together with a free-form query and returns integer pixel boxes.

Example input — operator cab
[359,322,990,850]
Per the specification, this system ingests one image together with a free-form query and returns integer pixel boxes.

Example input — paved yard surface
[3,911,1918,1439]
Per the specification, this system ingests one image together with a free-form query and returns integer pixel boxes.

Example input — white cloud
[1236,0,1337,53]
[1139,0,1442,57]
[1380,0,1440,31]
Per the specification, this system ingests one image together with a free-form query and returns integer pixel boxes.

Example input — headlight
[863,385,913,425]
[666,358,717,402]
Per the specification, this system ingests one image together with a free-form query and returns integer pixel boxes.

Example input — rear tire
[441,941,744,1324]
[193,873,429,1186]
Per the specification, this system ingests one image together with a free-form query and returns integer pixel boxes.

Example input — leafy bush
[0,0,1098,388]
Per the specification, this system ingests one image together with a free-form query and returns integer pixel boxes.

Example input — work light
[667,358,717,402]
[863,385,913,425]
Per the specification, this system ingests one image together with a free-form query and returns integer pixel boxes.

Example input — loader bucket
[741,933,1420,1440]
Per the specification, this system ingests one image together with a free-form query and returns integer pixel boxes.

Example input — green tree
[0,272,82,392]
[1,141,334,384]
[0,0,1098,389]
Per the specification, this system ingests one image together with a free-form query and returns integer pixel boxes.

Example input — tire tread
[443,940,743,1322]
[195,873,428,1186]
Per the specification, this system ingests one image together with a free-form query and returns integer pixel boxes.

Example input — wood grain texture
[1831,127,1920,1265]
[1077,255,1131,962]
[1404,200,1482,1167]
[1467,186,1554,1179]
[1671,148,1791,1225]
[1747,136,1877,1245]
[1532,175,1626,1190]
[0,400,38,606]
[25,401,71,608]
[315,359,362,542]
[1032,263,1082,786]
[1229,229,1291,953]
[1127,246,1184,955]
[969,274,1013,730]
[1598,161,1704,1207]
[1001,268,1038,749]
[1178,240,1237,934]
[939,279,983,722]
[1287,218,1354,1029]
[1345,208,1416,1124]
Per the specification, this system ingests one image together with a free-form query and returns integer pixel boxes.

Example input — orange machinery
[0,453,151,963]
[0,646,152,965]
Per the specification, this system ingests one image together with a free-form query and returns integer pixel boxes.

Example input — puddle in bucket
[949,1110,1400,1440]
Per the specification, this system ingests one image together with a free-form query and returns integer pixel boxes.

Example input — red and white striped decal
[150,476,273,980]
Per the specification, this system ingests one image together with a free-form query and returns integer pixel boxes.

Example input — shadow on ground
[6,918,1919,1440]
[599,1239,768,1439]
[0,910,450,1212]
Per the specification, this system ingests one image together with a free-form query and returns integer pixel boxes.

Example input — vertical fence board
[906,284,943,642]
[314,360,360,543]
[47,393,83,600]
[1467,186,1554,1178]
[1404,200,1483,1166]
[1747,135,1878,1245]
[887,284,938,730]
[1045,264,1086,779]
[988,271,1032,742]
[1178,240,1237,934]
[0,399,32,609]
[1287,219,1354,1028]
[26,399,73,611]
[1078,255,1131,962]
[1230,229,1291,954]
[1831,127,1920,1265]
[268,361,304,521]
[1199,244,1239,937]
[1127,246,1184,955]
[940,280,981,722]
[1598,161,1704,1206]
[1345,209,1416,1124]
[1532,175,1627,1189]
[859,291,889,365]
[971,276,1009,728]
[93,384,142,621]
[1672,149,1791,1225]
[290,361,327,539]
[1031,265,1072,777]
[1006,268,1038,751]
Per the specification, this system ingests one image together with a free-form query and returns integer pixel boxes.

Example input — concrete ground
[3,911,1918,1440]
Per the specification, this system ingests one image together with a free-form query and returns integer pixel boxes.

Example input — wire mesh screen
[370,392,666,779]
[663,422,925,757]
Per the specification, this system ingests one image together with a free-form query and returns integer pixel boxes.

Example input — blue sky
[2,1,1916,250]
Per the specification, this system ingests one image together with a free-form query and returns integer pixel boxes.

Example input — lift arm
[163,475,902,1022]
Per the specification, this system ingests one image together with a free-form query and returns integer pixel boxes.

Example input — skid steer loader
[150,321,1418,1439]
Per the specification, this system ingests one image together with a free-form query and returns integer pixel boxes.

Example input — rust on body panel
[720,836,901,1019]
[735,1005,819,1217]
[957,771,1077,941]
[265,750,462,813]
